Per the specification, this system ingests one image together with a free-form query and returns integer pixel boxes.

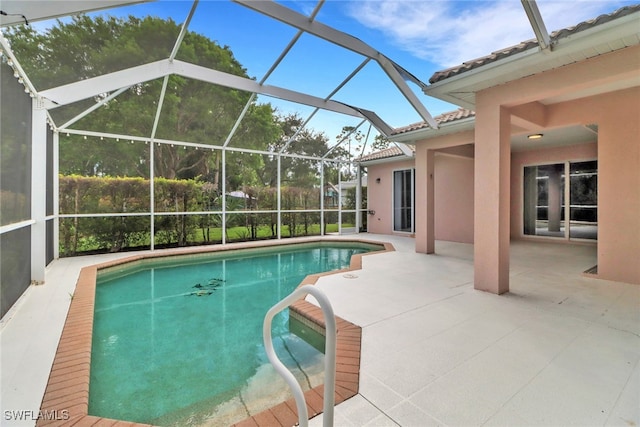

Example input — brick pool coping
[36,238,394,427]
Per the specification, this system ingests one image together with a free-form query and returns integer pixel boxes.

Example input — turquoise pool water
[89,242,379,425]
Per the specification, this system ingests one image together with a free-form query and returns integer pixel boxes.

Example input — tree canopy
[4,14,356,192]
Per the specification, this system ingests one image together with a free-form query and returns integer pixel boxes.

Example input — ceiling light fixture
[527,133,544,140]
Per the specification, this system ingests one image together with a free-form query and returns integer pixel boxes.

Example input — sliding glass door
[393,169,414,233]
[568,161,598,239]
[523,161,597,240]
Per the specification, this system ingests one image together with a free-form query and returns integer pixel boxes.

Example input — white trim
[53,131,60,259]
[149,132,155,250]
[520,158,598,242]
[320,161,325,235]
[234,0,437,129]
[391,167,415,234]
[40,59,369,120]
[169,0,198,61]
[0,33,38,96]
[323,120,367,159]
[58,87,129,131]
[391,116,476,143]
[222,149,227,245]
[59,213,153,218]
[521,0,551,51]
[0,219,35,234]
[355,165,362,232]
[358,154,412,167]
[31,105,47,283]
[338,165,342,233]
[394,142,415,157]
[223,94,255,148]
[0,1,147,27]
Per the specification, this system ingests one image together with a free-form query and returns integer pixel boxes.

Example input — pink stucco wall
[435,154,474,243]
[510,142,598,239]
[414,130,476,253]
[365,153,474,243]
[366,159,415,235]
[595,90,640,284]
[473,103,512,293]
[379,45,639,286]
[546,88,640,284]
[473,44,639,285]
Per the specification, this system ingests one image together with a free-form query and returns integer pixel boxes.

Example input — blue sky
[32,0,638,148]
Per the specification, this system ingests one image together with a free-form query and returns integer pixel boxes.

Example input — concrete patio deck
[1,234,638,426]
[309,236,639,426]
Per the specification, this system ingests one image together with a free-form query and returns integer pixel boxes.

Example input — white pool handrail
[263,284,336,427]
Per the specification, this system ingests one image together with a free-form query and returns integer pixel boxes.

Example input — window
[569,161,597,240]
[523,161,597,240]
[393,169,414,233]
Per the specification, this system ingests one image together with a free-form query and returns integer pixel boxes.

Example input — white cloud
[346,0,631,68]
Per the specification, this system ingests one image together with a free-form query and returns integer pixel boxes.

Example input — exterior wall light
[527,133,544,140]
[375,177,381,183]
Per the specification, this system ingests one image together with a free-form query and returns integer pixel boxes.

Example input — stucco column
[596,91,640,284]
[415,146,435,253]
[474,101,511,294]
[547,166,562,232]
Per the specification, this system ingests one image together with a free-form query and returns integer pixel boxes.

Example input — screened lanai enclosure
[0,0,439,317]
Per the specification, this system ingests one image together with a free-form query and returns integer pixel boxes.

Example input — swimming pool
[88,241,382,425]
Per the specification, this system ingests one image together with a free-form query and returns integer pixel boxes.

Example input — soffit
[388,108,596,153]
[511,125,597,153]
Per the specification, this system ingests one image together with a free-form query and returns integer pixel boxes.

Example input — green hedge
[58,175,353,256]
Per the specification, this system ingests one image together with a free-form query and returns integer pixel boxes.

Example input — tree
[223,103,280,191]
[335,125,391,159]
[260,113,332,189]
[371,134,391,152]
[4,15,277,183]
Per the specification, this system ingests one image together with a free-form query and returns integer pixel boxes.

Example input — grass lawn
[63,223,353,255]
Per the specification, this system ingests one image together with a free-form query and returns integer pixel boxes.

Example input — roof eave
[391,116,476,143]
[357,154,413,166]
[425,47,537,107]
[423,10,640,108]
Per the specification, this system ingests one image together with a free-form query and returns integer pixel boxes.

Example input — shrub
[58,175,338,255]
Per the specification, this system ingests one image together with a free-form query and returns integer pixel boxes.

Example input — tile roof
[357,144,415,162]
[429,4,640,84]
[392,108,475,136]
